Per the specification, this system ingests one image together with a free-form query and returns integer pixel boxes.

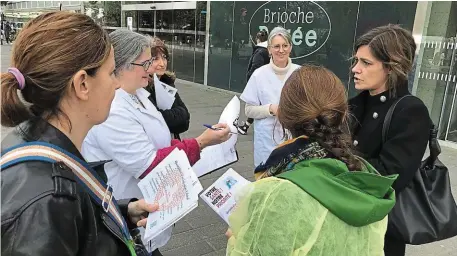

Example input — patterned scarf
[255,136,328,179]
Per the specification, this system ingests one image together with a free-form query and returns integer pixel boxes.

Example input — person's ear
[71,70,90,101]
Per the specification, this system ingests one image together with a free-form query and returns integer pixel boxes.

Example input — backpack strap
[1,141,135,255]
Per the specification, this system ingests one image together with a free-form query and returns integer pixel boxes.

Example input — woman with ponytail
[226,65,397,256]
[1,12,158,256]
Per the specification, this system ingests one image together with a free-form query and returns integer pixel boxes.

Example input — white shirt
[82,87,172,251]
[240,63,300,167]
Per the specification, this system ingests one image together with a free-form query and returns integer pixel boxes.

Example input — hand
[127,199,159,227]
[269,104,278,116]
[196,123,231,149]
[225,228,233,239]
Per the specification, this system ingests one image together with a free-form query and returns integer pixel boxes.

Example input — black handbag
[382,95,457,245]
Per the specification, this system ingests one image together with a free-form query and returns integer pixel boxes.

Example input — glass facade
[207,1,418,94]
[412,1,457,143]
[2,1,83,23]
[115,1,207,84]
[3,1,456,144]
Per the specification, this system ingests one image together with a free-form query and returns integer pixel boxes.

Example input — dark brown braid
[278,65,362,171]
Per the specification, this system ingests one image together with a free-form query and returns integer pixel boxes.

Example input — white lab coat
[240,63,300,167]
[82,88,172,252]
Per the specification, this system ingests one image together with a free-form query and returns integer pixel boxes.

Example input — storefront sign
[249,1,331,59]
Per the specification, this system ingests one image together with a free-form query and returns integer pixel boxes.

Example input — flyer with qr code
[138,148,203,242]
[200,168,251,224]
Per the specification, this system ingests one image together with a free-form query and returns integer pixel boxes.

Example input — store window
[413,1,457,142]
[207,1,416,93]
[172,9,197,82]
[124,10,138,31]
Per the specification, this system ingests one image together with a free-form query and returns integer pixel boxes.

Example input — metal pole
[203,2,211,86]
[438,33,457,139]
[444,34,457,141]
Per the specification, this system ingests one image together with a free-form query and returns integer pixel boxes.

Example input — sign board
[127,16,133,31]
[249,1,332,59]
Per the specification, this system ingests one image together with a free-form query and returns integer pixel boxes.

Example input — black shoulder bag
[383,95,457,245]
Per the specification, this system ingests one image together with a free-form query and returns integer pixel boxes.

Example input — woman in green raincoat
[226,65,397,256]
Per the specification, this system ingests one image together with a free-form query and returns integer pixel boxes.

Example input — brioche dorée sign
[249,1,332,59]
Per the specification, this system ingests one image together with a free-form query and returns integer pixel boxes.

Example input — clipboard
[192,96,240,177]
[197,150,239,178]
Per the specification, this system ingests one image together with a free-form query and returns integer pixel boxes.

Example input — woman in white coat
[82,29,230,256]
[240,27,300,169]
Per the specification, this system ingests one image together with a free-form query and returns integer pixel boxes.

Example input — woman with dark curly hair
[145,36,190,140]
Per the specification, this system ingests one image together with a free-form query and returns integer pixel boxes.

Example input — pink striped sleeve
[139,139,201,179]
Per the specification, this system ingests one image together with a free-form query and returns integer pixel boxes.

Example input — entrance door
[122,1,207,83]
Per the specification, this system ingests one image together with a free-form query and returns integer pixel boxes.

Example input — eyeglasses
[271,44,291,52]
[130,58,153,71]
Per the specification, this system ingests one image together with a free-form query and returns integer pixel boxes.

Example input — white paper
[200,168,251,224]
[154,74,176,110]
[138,149,202,242]
[192,96,240,177]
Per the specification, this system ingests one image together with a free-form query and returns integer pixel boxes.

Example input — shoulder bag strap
[382,95,440,166]
[0,141,136,255]
[382,95,414,143]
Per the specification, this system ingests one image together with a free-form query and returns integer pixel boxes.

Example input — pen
[203,124,238,135]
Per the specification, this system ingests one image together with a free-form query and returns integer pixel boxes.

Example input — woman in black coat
[348,24,431,256]
[237,29,270,135]
[146,37,190,140]
[246,29,270,82]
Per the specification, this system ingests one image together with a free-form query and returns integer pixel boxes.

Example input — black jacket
[146,72,190,140]
[246,43,269,82]
[349,84,431,192]
[1,119,137,256]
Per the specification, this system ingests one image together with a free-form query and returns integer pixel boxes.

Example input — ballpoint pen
[203,124,238,135]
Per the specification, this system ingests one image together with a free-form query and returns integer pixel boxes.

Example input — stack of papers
[138,148,203,242]
[200,168,251,223]
[154,74,177,110]
[192,96,240,177]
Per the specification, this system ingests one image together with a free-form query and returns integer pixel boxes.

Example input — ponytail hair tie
[7,68,26,90]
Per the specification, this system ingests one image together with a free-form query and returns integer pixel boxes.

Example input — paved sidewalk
[1,44,457,256]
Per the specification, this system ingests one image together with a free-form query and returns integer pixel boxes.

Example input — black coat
[349,85,431,192]
[246,44,269,82]
[146,72,190,140]
[1,119,137,256]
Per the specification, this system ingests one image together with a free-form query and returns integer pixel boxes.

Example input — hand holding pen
[203,124,238,135]
[195,123,232,150]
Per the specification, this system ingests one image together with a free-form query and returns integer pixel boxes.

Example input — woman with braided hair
[225,65,397,256]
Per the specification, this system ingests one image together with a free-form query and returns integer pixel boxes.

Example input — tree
[103,1,121,27]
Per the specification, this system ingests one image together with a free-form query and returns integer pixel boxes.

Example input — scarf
[255,136,328,179]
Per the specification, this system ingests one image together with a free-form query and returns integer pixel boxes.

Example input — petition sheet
[138,149,202,242]
[154,73,176,110]
[192,96,240,177]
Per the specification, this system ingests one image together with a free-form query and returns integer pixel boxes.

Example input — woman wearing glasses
[240,26,300,171]
[81,29,231,256]
[145,36,190,140]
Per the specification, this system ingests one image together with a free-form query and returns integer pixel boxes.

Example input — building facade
[2,1,456,145]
